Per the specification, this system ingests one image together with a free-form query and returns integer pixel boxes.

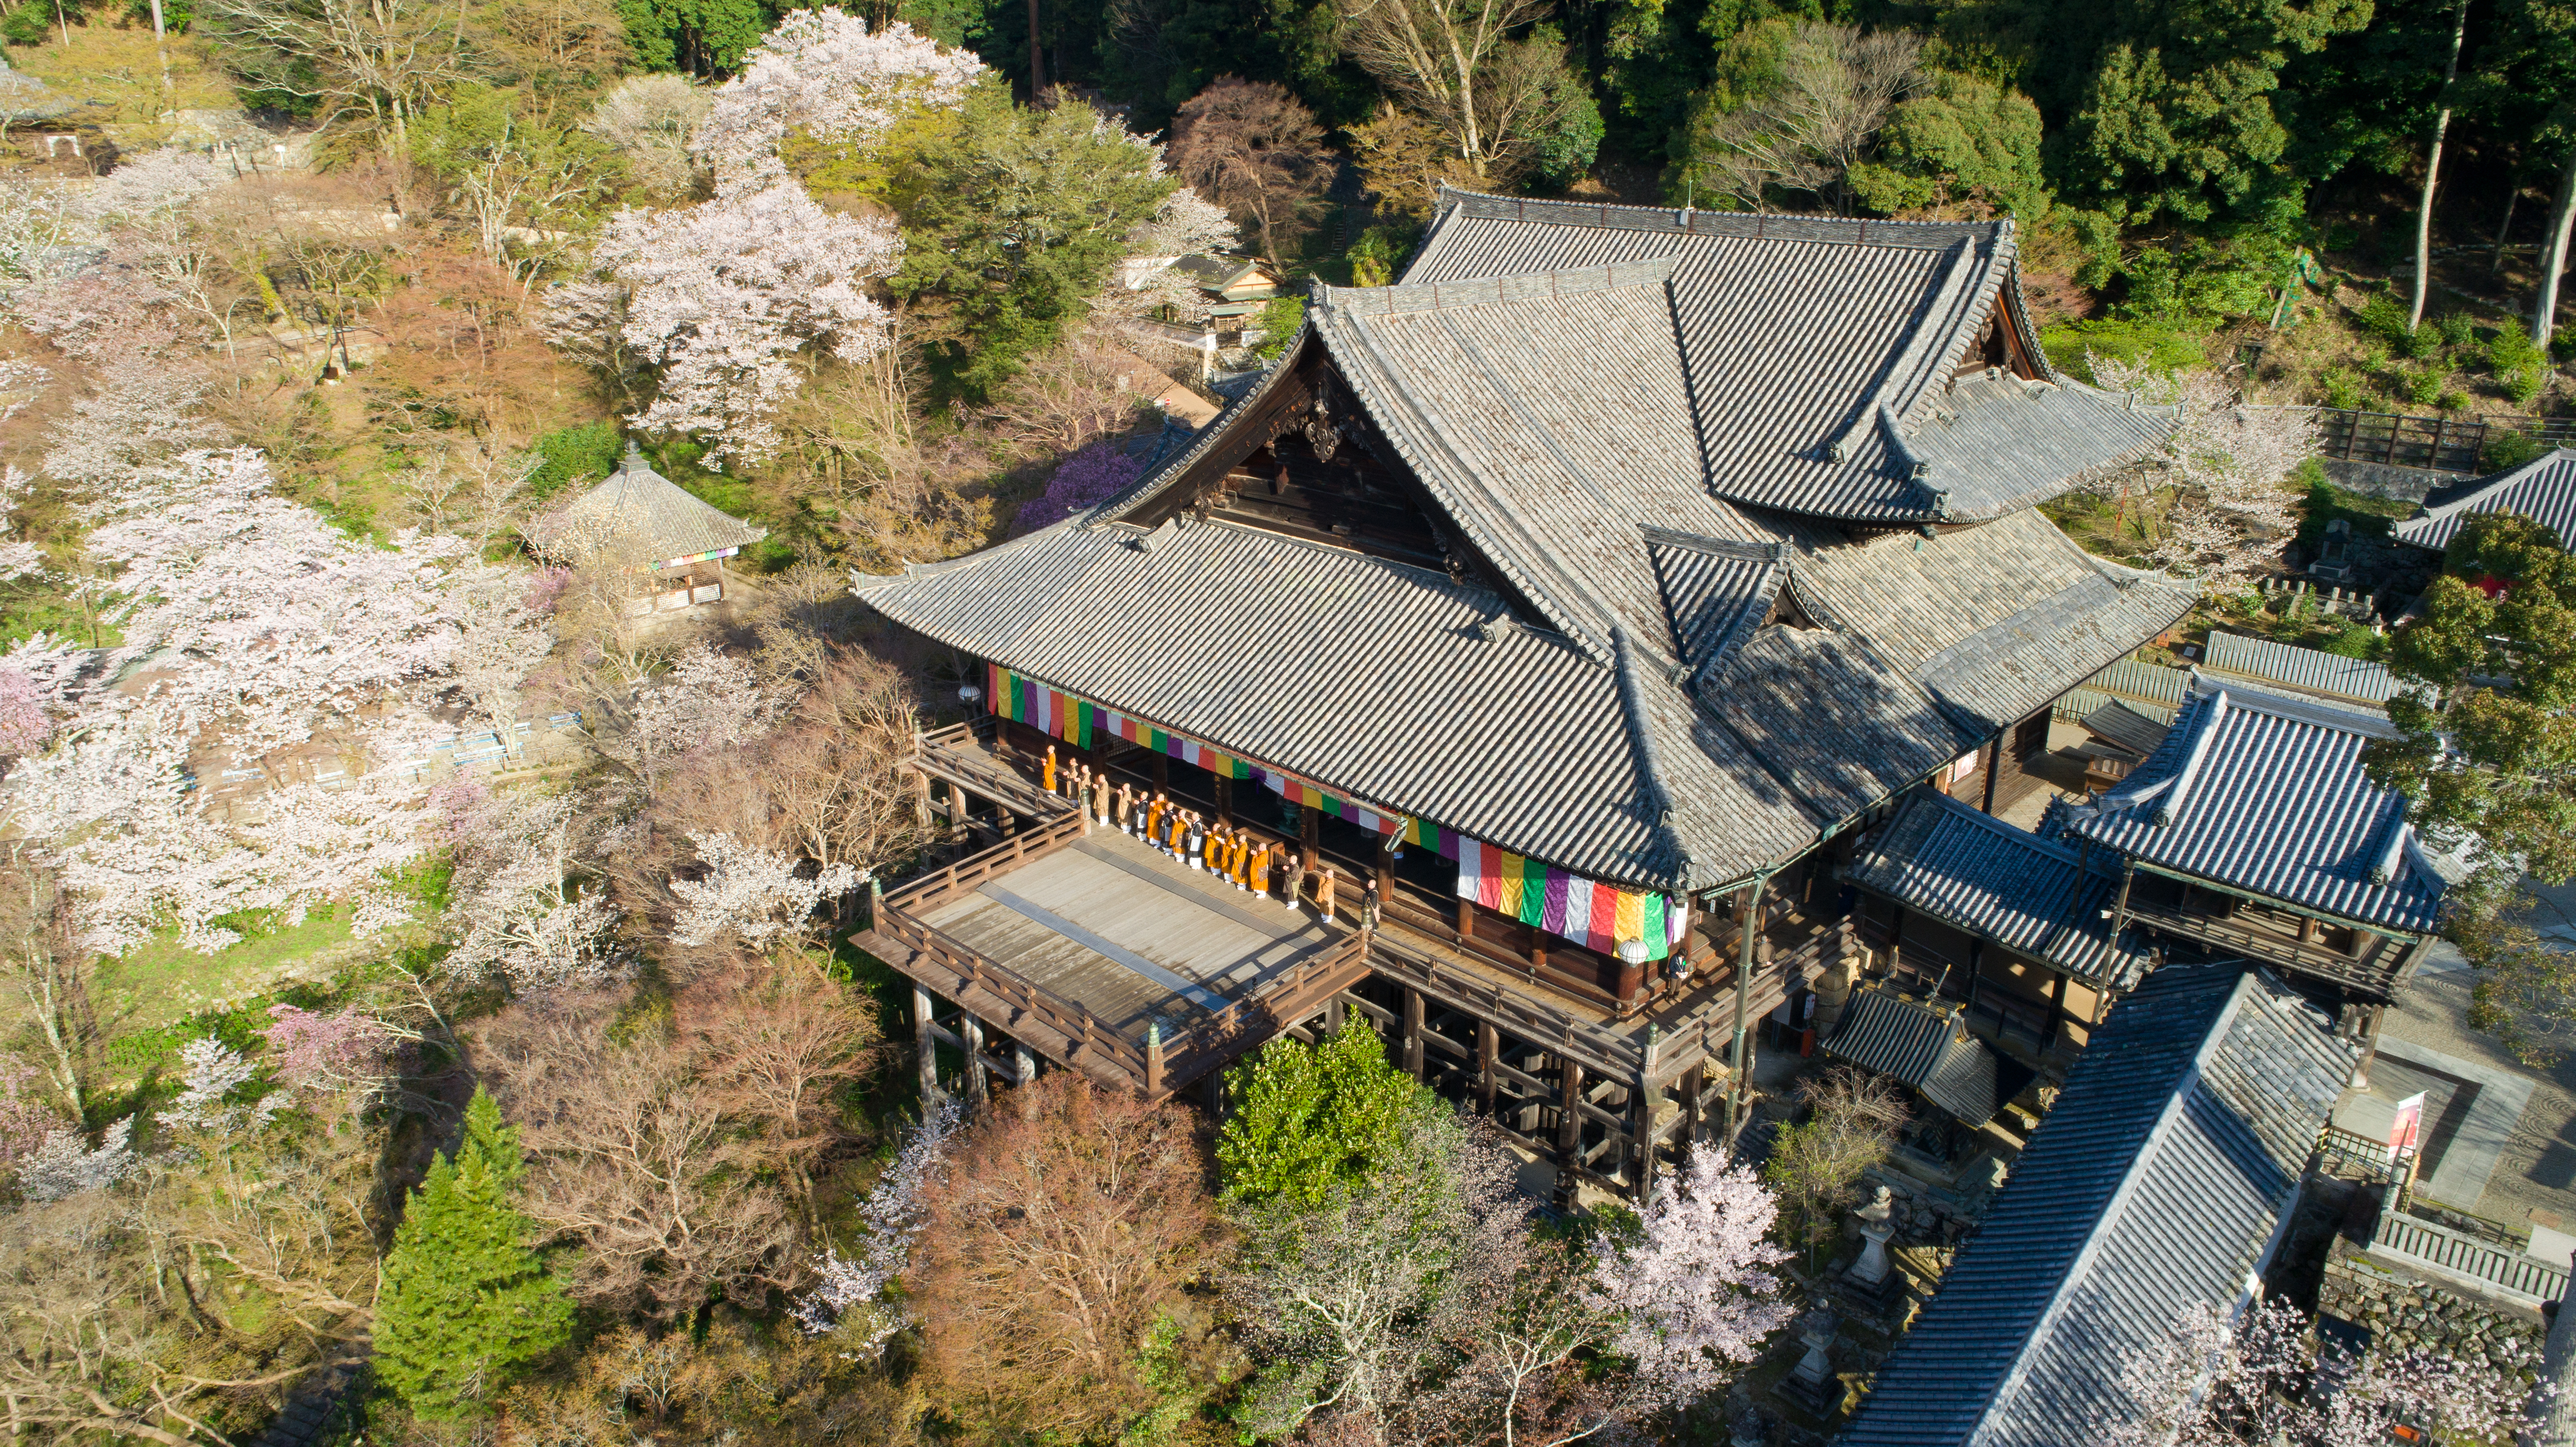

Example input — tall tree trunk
[2410,0,2470,333]
[2539,145,2576,351]
[2493,180,2520,276]
[1025,0,1044,100]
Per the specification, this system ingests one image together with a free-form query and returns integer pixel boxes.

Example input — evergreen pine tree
[373,1088,573,1420]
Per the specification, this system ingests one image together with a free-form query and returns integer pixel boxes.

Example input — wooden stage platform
[917,827,1348,1046]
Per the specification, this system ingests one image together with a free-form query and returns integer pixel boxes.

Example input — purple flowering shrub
[1015,443,1142,534]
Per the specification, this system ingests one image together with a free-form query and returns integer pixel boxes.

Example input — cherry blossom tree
[627,643,788,791]
[449,566,556,760]
[2089,356,2316,591]
[39,347,216,491]
[16,1118,136,1201]
[669,830,862,948]
[0,467,49,586]
[260,1003,396,1091]
[444,794,624,991]
[167,1037,274,1130]
[2107,1297,2542,1446]
[689,8,983,183]
[82,449,466,756]
[1586,1143,1794,1410]
[1107,189,1240,329]
[795,1097,959,1347]
[594,174,906,460]
[585,74,710,198]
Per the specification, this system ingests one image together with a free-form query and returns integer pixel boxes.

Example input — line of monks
[1043,745,1362,928]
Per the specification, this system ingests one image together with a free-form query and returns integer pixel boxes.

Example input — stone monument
[1841,1184,1906,1313]
[1775,1309,1844,1419]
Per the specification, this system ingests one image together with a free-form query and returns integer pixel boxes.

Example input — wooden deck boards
[921,827,1344,1045]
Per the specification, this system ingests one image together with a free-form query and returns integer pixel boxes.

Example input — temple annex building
[845,187,2213,1205]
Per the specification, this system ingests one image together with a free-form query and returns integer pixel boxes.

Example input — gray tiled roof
[851,201,2191,891]
[1845,789,2150,988]
[851,515,1818,890]
[528,444,767,565]
[2393,447,2576,551]
[1399,189,2173,524]
[2080,699,2170,759]
[2048,681,2445,934]
[1839,962,2353,1447]
[1824,985,2009,1123]
[2202,630,2400,705]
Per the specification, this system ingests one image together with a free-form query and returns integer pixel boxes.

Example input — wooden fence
[2316,409,2487,472]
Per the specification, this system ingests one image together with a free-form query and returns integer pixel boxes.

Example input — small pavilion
[528,442,766,612]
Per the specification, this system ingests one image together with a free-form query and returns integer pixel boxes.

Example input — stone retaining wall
[2318,1238,2543,1380]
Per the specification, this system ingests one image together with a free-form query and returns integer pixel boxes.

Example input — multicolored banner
[984,663,1686,959]
[1457,838,1683,961]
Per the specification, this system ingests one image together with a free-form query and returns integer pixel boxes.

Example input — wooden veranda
[853,718,1844,1203]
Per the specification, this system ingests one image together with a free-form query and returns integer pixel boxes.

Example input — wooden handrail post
[1145,1020,1164,1097]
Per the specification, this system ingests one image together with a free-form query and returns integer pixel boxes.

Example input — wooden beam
[1478,1019,1499,1117]
[961,1011,989,1115]
[1554,1055,1584,1211]
[1403,987,1426,1081]
[914,984,943,1103]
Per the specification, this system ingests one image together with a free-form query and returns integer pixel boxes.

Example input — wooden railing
[2316,408,2486,473]
[1370,933,1649,1080]
[876,897,1155,1085]
[2119,895,2399,997]
[1154,932,1374,1090]
[886,810,1092,913]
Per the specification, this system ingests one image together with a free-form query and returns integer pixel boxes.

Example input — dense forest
[0,0,2568,1441]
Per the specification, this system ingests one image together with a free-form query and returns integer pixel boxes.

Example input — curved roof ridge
[1428,184,2014,250]
[1325,255,1679,316]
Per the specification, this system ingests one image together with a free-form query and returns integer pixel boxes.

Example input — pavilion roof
[1847,789,2151,989]
[1841,962,2353,1447]
[850,193,2192,892]
[2044,679,2446,934]
[528,443,766,566]
[1822,984,2029,1124]
[2393,445,2576,551]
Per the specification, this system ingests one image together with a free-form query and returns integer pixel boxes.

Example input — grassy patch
[92,909,357,1049]
[2295,469,2414,549]
[7,26,239,125]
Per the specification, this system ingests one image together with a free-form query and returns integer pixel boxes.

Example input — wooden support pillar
[1477,1020,1499,1117]
[913,984,943,1103]
[910,770,931,833]
[1215,775,1231,827]
[1302,804,1321,861]
[961,1011,989,1115]
[1632,1083,1658,1200]
[1145,1020,1165,1098]
[1402,987,1426,1080]
[1456,895,1475,945]
[1726,872,1769,1145]
[1014,1043,1039,1118]
[1324,993,1346,1036]
[1682,1061,1706,1144]
[1980,731,2005,814]
[1554,1055,1585,1210]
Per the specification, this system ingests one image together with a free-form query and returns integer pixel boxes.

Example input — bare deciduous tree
[1694,21,1924,214]
[1759,1065,1907,1266]
[199,0,477,149]
[913,1075,1219,1441]
[475,990,802,1319]
[1168,79,1334,266]
[686,960,879,1217]
[1332,0,1578,182]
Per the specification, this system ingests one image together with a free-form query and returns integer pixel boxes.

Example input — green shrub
[2319,367,2367,411]
[1253,295,1303,361]
[2356,294,2412,345]
[526,421,621,501]
[2405,324,2445,360]
[2405,368,2445,406]
[2438,388,2469,412]
[2554,333,2576,364]
[2437,312,2477,349]
[2039,318,2206,379]
[2505,368,2545,407]
[2488,318,2542,376]
[2486,430,2549,470]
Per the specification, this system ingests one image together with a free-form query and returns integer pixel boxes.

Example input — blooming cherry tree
[1587,1143,1794,1409]
[168,1036,275,1130]
[444,794,623,991]
[794,1097,959,1346]
[690,8,983,182]
[629,643,786,789]
[260,1004,396,1092]
[2108,1297,2542,1446]
[669,830,862,947]
[16,1118,136,1201]
[594,175,905,460]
